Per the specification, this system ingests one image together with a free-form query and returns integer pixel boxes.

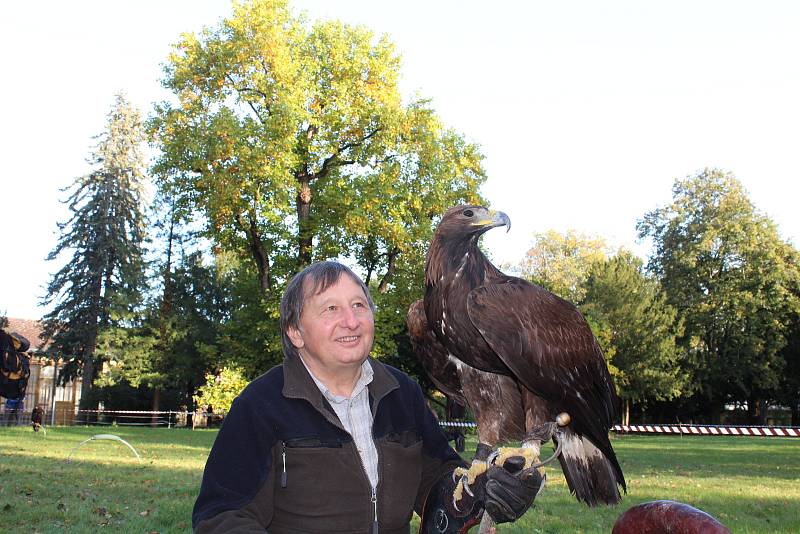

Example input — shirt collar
[299,357,374,404]
[282,353,400,421]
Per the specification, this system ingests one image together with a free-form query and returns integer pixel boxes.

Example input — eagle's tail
[556,427,625,506]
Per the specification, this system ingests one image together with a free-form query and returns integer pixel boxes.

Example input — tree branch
[225,73,271,126]
[378,247,400,294]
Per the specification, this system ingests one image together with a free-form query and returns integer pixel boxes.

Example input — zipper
[371,486,378,534]
[347,398,379,533]
[280,441,287,488]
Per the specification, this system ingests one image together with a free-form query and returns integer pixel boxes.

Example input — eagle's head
[425,205,510,285]
[435,205,511,242]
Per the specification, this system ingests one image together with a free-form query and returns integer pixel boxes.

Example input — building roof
[4,318,52,352]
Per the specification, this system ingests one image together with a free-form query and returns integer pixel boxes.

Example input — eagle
[407,205,626,509]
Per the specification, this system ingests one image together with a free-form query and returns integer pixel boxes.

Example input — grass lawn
[1,425,798,533]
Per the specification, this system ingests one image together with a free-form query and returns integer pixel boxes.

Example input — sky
[2,1,799,320]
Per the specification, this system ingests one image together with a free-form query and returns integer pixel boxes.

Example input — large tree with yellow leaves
[149,0,485,372]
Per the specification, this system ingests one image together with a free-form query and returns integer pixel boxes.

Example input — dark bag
[1,331,31,400]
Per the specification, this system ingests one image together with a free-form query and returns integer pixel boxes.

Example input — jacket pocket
[285,436,344,448]
[377,435,424,529]
[273,442,374,531]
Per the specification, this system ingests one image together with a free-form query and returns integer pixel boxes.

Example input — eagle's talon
[461,474,474,498]
[452,476,469,511]
[452,494,461,512]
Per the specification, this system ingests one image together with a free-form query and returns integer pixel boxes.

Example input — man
[4,397,23,426]
[193,261,541,533]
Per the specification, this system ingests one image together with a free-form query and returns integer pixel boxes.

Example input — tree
[95,250,232,411]
[638,168,795,423]
[581,251,685,424]
[518,229,610,304]
[149,0,485,373]
[774,245,800,425]
[41,94,148,407]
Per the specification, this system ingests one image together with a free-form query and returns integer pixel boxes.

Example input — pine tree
[41,93,148,408]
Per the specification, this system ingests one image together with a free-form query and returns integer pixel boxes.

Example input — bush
[193,366,249,414]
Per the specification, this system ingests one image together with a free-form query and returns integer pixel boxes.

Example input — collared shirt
[300,357,379,490]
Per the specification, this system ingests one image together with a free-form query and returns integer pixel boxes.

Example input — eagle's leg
[452,442,493,506]
[492,440,541,470]
[491,413,570,471]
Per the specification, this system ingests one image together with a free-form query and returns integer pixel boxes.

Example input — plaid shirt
[302,358,379,490]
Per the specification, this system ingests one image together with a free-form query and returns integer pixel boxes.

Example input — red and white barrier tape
[613,424,799,437]
[439,421,799,438]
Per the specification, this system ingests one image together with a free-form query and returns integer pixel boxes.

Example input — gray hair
[280,261,375,359]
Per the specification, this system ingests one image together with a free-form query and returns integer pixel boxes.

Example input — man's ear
[287,326,304,349]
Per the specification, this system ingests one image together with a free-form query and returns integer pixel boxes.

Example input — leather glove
[420,470,484,534]
[483,456,545,524]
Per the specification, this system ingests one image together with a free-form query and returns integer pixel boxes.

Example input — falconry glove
[419,469,484,534]
[484,456,545,524]
[420,456,544,532]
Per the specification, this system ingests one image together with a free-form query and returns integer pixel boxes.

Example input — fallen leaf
[94,506,110,517]
[139,510,150,517]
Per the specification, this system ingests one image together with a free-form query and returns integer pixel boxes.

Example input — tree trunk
[747,397,767,425]
[791,402,799,427]
[296,175,313,268]
[79,354,95,411]
[623,398,631,426]
[377,247,400,294]
[757,398,767,425]
[237,209,272,294]
[187,379,195,430]
[80,274,104,412]
[160,205,176,333]
[151,388,161,427]
[708,401,724,424]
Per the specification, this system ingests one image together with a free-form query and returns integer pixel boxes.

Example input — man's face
[287,274,375,374]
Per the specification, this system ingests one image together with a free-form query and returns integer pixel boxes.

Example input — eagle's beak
[473,210,511,233]
[493,211,511,233]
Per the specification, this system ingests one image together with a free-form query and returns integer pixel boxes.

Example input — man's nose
[340,306,360,328]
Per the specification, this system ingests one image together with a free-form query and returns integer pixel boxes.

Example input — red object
[612,500,731,534]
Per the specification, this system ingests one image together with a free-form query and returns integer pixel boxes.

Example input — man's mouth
[336,335,360,343]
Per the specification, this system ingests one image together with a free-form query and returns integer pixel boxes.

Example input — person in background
[192,261,542,533]
[31,404,44,431]
[4,397,23,426]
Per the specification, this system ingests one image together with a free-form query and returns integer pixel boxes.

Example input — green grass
[1,426,798,533]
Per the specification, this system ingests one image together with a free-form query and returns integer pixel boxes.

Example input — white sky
[2,1,799,319]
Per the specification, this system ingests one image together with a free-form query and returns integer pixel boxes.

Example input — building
[2,318,83,425]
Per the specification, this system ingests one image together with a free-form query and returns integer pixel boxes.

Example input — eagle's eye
[462,209,474,218]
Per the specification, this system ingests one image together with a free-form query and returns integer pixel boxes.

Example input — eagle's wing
[467,276,626,505]
[466,276,617,428]
[407,299,466,404]
[408,299,527,445]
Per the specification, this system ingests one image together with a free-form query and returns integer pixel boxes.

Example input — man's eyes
[321,302,369,314]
